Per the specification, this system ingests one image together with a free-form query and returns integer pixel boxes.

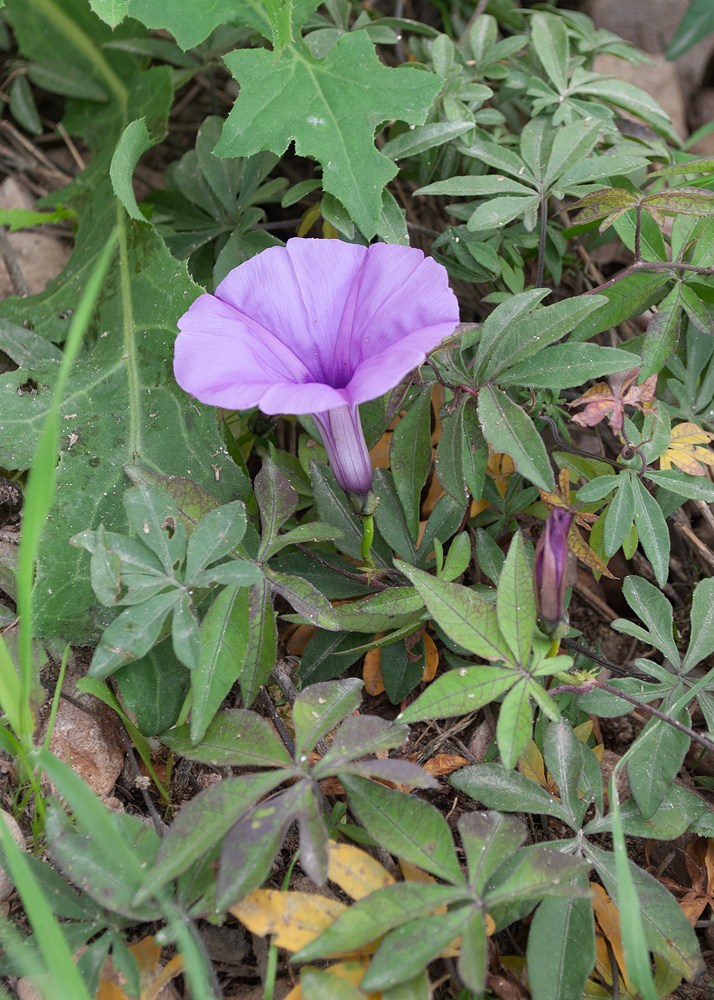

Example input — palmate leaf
[215,33,442,238]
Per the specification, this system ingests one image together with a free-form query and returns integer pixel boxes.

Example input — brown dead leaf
[363,641,386,696]
[567,522,617,579]
[286,625,317,656]
[568,368,657,436]
[422,753,469,777]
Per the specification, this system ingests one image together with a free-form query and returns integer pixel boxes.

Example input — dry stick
[258,686,295,757]
[670,507,714,574]
[694,498,714,537]
[549,679,714,756]
[293,541,389,591]
[0,228,28,297]
[116,723,167,837]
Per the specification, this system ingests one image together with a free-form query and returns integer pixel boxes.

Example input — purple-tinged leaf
[458,811,526,894]
[217,786,300,910]
[337,759,438,788]
[294,882,466,961]
[644,186,714,217]
[297,785,330,885]
[162,708,293,768]
[569,188,637,227]
[293,678,363,757]
[650,156,714,178]
[361,907,473,992]
[266,569,340,630]
[134,771,287,904]
[311,714,408,773]
[240,577,278,707]
[341,773,465,885]
[397,665,516,723]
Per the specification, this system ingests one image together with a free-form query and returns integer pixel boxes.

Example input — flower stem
[361,515,375,569]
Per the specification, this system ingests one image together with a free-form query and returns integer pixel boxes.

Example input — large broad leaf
[215,33,442,238]
[0,65,248,642]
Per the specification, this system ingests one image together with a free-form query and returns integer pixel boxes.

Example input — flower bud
[534,509,574,638]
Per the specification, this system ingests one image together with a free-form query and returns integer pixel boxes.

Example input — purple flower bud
[534,508,574,636]
[312,404,373,496]
[173,239,459,503]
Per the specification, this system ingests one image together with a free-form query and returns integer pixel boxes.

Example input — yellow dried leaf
[422,632,438,682]
[399,858,437,884]
[592,743,604,763]
[486,913,496,936]
[96,934,184,1000]
[519,740,547,787]
[573,721,593,743]
[423,753,469,777]
[591,882,632,995]
[363,645,385,696]
[568,522,616,579]
[327,841,395,900]
[660,422,714,476]
[487,447,515,498]
[231,890,347,952]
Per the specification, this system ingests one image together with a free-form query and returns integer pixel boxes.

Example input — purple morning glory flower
[174,238,459,499]
[534,508,574,636]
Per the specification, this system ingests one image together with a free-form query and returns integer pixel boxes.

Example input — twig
[259,687,295,757]
[694,499,714,537]
[116,723,167,837]
[55,120,86,172]
[670,508,714,575]
[572,578,619,623]
[559,638,634,677]
[550,676,714,756]
[294,542,389,591]
[0,228,28,296]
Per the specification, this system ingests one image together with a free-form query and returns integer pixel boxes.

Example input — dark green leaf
[667,0,714,59]
[646,468,714,501]
[640,284,682,380]
[459,810,526,894]
[683,577,714,671]
[240,578,278,707]
[184,501,247,582]
[631,477,670,587]
[294,882,466,961]
[496,532,536,667]
[88,590,179,679]
[115,635,189,737]
[498,344,633,389]
[267,569,340,630]
[478,386,554,492]
[191,584,250,743]
[627,704,691,818]
[527,883,595,1000]
[603,472,636,557]
[255,459,299,561]
[389,389,432,540]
